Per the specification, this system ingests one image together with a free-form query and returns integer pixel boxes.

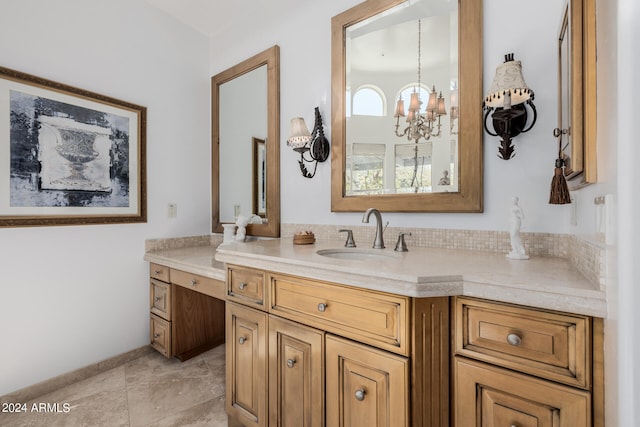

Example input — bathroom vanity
[145,238,605,427]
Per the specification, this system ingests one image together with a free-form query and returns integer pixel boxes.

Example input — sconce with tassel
[549,128,572,204]
[286,107,330,178]
[482,53,537,160]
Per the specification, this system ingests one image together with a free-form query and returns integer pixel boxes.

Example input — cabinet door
[226,302,268,427]
[326,335,408,427]
[454,357,590,427]
[269,316,324,427]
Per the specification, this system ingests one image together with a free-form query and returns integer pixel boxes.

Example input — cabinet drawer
[149,263,170,282]
[150,314,171,358]
[454,357,590,427]
[270,273,409,355]
[171,269,225,300]
[150,279,171,320]
[227,265,266,310]
[454,297,591,388]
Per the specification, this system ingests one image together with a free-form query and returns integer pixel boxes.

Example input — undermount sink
[315,248,399,261]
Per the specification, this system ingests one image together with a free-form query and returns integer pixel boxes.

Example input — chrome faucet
[362,208,385,249]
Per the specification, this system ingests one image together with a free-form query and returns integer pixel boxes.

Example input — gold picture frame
[0,65,146,227]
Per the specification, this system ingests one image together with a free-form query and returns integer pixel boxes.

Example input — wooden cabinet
[453,297,602,427]
[455,357,590,427]
[326,335,409,427]
[148,262,225,361]
[225,264,450,427]
[268,316,324,427]
[226,301,268,427]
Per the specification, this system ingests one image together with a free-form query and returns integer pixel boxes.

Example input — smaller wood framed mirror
[557,0,596,189]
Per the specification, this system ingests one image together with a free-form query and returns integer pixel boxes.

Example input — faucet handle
[338,229,356,247]
[394,232,411,252]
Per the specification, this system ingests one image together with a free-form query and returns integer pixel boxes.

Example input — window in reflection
[352,85,386,116]
[345,143,385,195]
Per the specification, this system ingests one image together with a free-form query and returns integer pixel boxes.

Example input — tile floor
[0,344,228,427]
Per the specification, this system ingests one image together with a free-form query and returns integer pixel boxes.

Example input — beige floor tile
[0,344,227,427]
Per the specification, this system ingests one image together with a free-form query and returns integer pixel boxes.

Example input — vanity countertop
[144,245,226,282]
[144,239,606,317]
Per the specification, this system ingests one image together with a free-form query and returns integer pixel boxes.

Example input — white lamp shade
[437,93,446,116]
[408,92,421,112]
[394,98,406,117]
[426,86,438,112]
[286,117,311,148]
[484,59,533,108]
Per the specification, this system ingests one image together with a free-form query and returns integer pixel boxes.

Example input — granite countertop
[144,238,606,318]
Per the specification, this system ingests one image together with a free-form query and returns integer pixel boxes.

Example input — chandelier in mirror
[393,19,447,143]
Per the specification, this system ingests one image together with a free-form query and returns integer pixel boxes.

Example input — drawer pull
[286,358,296,368]
[507,333,522,346]
[238,336,247,345]
[317,303,328,312]
[354,389,365,401]
[190,278,198,287]
[238,282,247,290]
[154,270,162,275]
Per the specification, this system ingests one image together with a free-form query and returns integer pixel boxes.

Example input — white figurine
[507,196,529,260]
[235,214,263,242]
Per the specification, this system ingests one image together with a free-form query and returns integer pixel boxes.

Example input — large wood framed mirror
[331,0,483,212]
[557,0,596,190]
[212,46,280,237]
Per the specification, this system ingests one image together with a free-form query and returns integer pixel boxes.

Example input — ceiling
[142,0,302,38]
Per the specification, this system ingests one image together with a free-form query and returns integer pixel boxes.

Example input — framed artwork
[0,65,146,227]
[252,137,266,217]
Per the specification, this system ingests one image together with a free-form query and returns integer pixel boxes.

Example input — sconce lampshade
[483,53,534,109]
[286,117,311,149]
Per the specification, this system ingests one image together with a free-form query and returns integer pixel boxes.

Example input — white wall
[0,0,211,395]
[211,0,571,234]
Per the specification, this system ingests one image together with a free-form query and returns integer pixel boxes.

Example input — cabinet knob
[190,278,197,286]
[239,282,247,290]
[154,296,161,302]
[286,358,296,368]
[507,333,522,346]
[317,303,328,313]
[153,333,160,339]
[238,336,247,345]
[354,389,365,401]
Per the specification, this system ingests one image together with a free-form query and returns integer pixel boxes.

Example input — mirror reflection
[345,0,459,196]
[218,65,267,222]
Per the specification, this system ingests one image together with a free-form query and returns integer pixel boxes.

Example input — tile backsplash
[282,224,605,289]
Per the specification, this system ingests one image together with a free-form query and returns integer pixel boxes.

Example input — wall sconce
[482,53,537,160]
[286,107,330,178]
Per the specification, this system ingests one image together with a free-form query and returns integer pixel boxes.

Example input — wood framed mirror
[212,45,280,237]
[557,0,596,189]
[331,0,483,212]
